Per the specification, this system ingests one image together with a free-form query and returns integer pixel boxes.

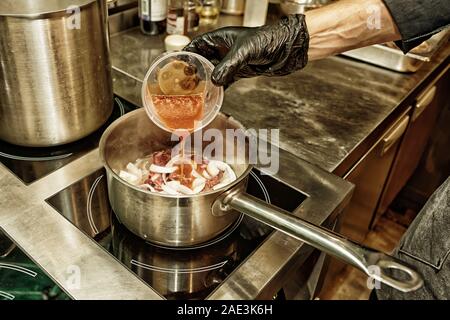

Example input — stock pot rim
[0,0,97,18]
[99,108,253,199]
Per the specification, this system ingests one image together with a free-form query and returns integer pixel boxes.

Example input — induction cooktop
[45,167,306,299]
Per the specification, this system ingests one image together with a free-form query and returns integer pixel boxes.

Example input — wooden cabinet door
[375,66,449,225]
[341,111,410,242]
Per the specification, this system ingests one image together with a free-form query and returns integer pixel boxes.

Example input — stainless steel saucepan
[99,108,423,293]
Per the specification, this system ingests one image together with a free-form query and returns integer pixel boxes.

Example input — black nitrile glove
[184,14,309,86]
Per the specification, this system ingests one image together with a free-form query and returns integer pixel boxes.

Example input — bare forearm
[306,0,401,60]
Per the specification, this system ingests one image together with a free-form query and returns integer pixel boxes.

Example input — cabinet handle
[380,115,410,156]
[413,86,437,122]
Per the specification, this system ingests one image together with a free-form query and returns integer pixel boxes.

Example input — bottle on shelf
[199,0,221,26]
[184,0,201,33]
[139,0,168,35]
[167,0,185,35]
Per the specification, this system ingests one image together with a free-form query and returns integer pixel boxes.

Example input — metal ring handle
[219,191,423,293]
[370,257,423,292]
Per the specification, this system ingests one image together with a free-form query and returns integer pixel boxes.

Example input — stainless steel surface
[0,0,113,146]
[342,45,425,73]
[0,152,163,300]
[99,109,249,247]
[108,1,138,35]
[46,171,111,238]
[341,30,449,73]
[221,0,245,15]
[219,188,423,292]
[280,0,333,15]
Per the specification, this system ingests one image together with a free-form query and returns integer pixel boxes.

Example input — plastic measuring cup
[142,51,224,133]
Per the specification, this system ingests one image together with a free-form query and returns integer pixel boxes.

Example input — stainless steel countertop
[111,27,450,175]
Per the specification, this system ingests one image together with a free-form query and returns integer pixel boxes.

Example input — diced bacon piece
[152,150,172,166]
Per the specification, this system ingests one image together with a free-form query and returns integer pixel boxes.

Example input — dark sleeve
[376,177,450,300]
[383,0,450,53]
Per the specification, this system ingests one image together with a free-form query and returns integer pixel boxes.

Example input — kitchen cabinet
[340,109,411,242]
[406,75,450,204]
[374,65,450,226]
[318,109,410,297]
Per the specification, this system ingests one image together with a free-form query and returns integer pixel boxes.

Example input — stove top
[0,95,307,300]
[0,97,135,184]
[45,168,306,299]
[0,230,69,300]
[0,97,136,300]
[0,95,352,300]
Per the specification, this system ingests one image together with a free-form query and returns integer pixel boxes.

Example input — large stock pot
[0,0,113,146]
[100,108,423,293]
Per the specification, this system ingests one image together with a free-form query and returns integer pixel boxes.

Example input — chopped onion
[224,164,236,181]
[150,173,161,182]
[177,184,195,195]
[161,183,180,195]
[119,170,140,185]
[191,177,206,194]
[150,164,178,174]
[202,170,212,179]
[207,161,220,177]
[192,181,206,194]
[118,150,237,196]
[166,180,181,188]
[126,162,142,177]
[192,177,206,188]
[191,169,203,179]
[165,154,183,168]
[139,184,156,192]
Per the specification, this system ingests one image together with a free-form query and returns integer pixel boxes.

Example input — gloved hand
[184,14,309,86]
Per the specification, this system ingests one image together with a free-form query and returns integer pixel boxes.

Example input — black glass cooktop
[45,168,306,299]
[0,230,69,300]
[0,97,136,184]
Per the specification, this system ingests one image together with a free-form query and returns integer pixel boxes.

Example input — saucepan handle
[219,191,423,293]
